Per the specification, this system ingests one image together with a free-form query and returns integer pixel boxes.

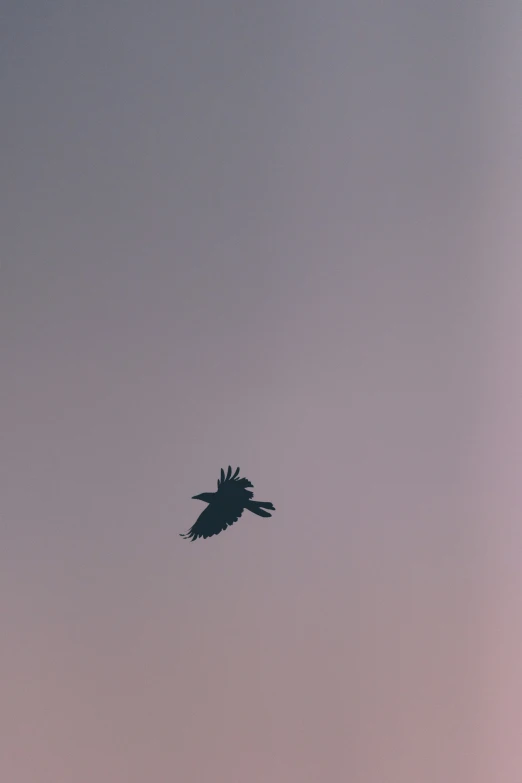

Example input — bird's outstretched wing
[217,466,254,499]
[180,500,245,541]
[217,465,240,487]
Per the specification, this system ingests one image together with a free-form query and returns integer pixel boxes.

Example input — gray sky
[1,2,520,781]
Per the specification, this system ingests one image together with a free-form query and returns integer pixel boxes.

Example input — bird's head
[192,492,215,503]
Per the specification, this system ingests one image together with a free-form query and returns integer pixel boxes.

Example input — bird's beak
[192,494,201,500]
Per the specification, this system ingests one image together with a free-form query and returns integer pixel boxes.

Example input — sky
[1,2,520,781]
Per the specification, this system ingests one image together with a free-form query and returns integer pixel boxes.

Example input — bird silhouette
[180,466,275,541]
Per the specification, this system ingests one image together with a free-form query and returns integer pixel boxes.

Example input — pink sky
[1,2,520,781]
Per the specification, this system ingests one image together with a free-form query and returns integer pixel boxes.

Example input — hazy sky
[1,2,520,781]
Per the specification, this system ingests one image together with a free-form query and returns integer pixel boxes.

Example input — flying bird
[180,466,275,541]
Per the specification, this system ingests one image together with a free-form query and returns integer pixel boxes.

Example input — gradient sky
[1,2,519,781]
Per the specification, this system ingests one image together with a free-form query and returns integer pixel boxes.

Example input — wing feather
[217,466,248,489]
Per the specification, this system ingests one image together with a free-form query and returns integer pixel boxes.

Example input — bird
[180,466,275,541]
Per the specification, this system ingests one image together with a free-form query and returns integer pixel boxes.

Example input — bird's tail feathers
[245,500,275,518]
